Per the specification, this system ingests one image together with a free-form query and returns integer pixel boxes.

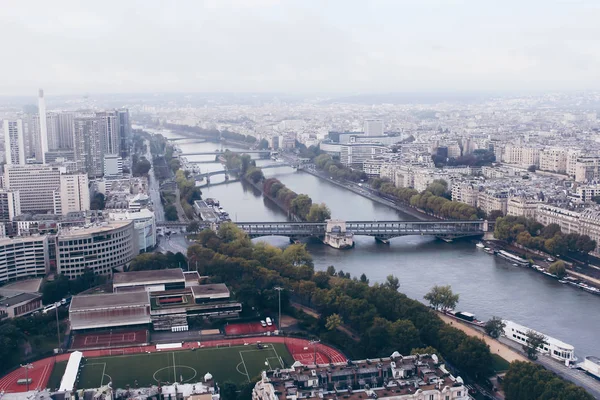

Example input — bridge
[168,138,206,142]
[193,162,293,180]
[180,150,271,156]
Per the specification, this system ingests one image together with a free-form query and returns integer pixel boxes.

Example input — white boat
[497,250,529,266]
[476,242,485,249]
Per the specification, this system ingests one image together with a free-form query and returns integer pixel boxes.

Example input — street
[146,139,165,222]
[157,234,189,255]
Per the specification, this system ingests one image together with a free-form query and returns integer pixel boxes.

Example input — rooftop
[113,268,185,287]
[0,292,41,307]
[70,291,150,311]
[57,220,132,238]
[190,283,230,300]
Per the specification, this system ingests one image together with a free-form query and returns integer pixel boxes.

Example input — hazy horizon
[1,0,599,96]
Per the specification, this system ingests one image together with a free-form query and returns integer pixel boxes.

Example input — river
[169,133,600,360]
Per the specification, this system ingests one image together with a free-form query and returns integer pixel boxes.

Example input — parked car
[260,320,267,327]
[266,317,273,326]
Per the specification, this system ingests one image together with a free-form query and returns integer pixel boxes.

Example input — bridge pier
[374,237,390,244]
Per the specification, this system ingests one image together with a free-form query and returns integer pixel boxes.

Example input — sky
[0,0,599,95]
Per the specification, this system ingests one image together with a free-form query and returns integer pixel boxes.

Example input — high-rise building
[59,174,90,215]
[96,110,120,155]
[0,190,21,223]
[73,116,106,178]
[21,113,40,162]
[58,112,74,149]
[4,164,61,213]
[3,120,25,165]
[104,154,123,177]
[46,112,61,150]
[364,119,384,136]
[38,89,49,163]
[118,109,131,157]
[0,236,49,284]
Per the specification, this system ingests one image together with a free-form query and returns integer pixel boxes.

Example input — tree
[165,205,178,221]
[548,260,566,278]
[282,244,313,268]
[527,165,537,172]
[90,193,105,210]
[384,275,400,291]
[325,313,343,331]
[258,138,269,150]
[424,285,459,311]
[488,209,504,221]
[186,221,200,233]
[359,273,369,284]
[523,330,548,360]
[219,381,238,400]
[290,194,312,220]
[484,316,506,338]
[306,203,331,222]
[133,157,152,176]
[245,167,264,183]
[541,223,562,239]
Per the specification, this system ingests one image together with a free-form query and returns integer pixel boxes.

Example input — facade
[4,164,61,213]
[118,109,131,158]
[572,185,600,204]
[340,142,387,169]
[46,112,61,151]
[535,205,580,235]
[502,320,575,365]
[507,197,538,218]
[451,182,479,207]
[58,112,74,149]
[55,220,137,279]
[109,209,156,252]
[104,154,123,177]
[0,190,21,224]
[575,157,600,183]
[539,148,567,173]
[394,165,415,188]
[477,189,509,216]
[38,89,49,163]
[252,353,468,400]
[578,209,600,256]
[96,110,120,155]
[59,174,90,215]
[0,292,43,319]
[363,119,384,136]
[73,116,106,178]
[3,120,26,165]
[0,236,49,284]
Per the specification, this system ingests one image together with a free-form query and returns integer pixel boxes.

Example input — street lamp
[20,363,33,392]
[55,302,61,352]
[309,340,320,365]
[274,287,283,332]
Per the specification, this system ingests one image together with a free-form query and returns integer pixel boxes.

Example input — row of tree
[163,123,257,144]
[494,216,597,256]
[313,154,367,182]
[175,169,203,219]
[262,177,331,222]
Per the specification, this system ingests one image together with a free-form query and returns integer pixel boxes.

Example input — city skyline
[0,0,599,95]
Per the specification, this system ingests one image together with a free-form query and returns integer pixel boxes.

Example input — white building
[0,235,49,284]
[56,220,138,279]
[507,197,538,218]
[3,120,26,165]
[477,189,509,216]
[578,209,600,256]
[574,157,600,183]
[535,205,580,235]
[539,148,567,173]
[451,181,479,207]
[59,174,90,215]
[38,89,49,163]
[363,119,384,136]
[109,209,156,252]
[339,142,387,169]
[4,164,61,213]
[104,154,123,177]
[0,190,21,223]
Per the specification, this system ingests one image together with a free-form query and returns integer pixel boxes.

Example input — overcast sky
[1,0,599,95]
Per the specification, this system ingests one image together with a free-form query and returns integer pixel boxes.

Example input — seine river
[171,135,600,360]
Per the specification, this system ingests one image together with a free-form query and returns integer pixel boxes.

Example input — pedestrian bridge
[235,219,489,241]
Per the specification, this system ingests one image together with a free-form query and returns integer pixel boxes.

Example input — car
[260,320,267,327]
[265,317,273,326]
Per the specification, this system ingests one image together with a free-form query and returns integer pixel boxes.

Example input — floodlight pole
[309,340,320,365]
[274,287,283,332]
[55,302,61,352]
[21,363,33,392]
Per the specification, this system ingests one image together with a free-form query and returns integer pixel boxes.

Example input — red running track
[0,336,346,393]
[224,321,276,335]
[71,329,149,350]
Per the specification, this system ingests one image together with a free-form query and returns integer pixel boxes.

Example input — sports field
[48,343,294,389]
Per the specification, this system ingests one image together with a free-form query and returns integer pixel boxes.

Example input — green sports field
[48,343,294,390]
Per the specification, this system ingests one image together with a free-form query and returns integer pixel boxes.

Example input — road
[157,234,189,255]
[146,140,165,222]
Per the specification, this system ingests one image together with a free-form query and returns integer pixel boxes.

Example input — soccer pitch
[48,343,294,390]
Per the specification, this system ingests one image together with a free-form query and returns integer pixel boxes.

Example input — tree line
[494,216,597,257]
[314,154,368,182]
[163,123,257,144]
[262,177,331,222]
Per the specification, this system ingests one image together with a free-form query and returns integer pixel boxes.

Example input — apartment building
[539,148,567,173]
[59,174,90,215]
[0,236,49,284]
[535,205,580,234]
[451,182,479,207]
[574,157,600,183]
[4,164,61,214]
[507,197,539,218]
[3,120,26,165]
[578,209,600,256]
[477,189,509,216]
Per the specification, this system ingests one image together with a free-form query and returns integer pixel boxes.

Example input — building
[55,220,137,279]
[96,110,120,156]
[4,164,61,213]
[0,190,21,224]
[539,148,567,173]
[59,174,90,215]
[0,292,43,319]
[46,112,61,151]
[109,209,156,252]
[502,320,575,365]
[118,109,131,158]
[0,236,49,284]
[507,197,538,218]
[113,268,186,293]
[578,209,600,256]
[38,89,49,163]
[73,116,106,178]
[451,181,479,207]
[339,142,387,169]
[3,120,26,165]
[252,353,468,400]
[535,205,580,235]
[477,189,509,216]
[69,291,151,331]
[575,157,600,183]
[44,150,75,163]
[58,112,74,149]
[104,154,123,177]
[364,119,384,136]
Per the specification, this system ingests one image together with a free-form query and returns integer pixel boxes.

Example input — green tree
[245,167,264,183]
[523,330,548,360]
[384,275,400,291]
[282,244,313,268]
[487,209,504,221]
[165,205,178,221]
[219,381,238,400]
[258,138,269,150]
[325,313,343,331]
[484,316,506,338]
[186,221,200,233]
[133,157,152,176]
[290,194,312,220]
[306,203,331,222]
[424,284,459,310]
[548,260,566,278]
[90,193,105,210]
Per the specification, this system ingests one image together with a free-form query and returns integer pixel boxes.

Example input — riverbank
[299,167,433,221]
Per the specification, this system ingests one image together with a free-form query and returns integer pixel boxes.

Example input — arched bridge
[193,162,293,180]
[235,220,488,241]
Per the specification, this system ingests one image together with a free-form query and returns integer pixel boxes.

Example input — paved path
[437,313,527,363]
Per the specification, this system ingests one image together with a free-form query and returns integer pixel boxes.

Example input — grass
[54,343,294,389]
[47,361,67,391]
[491,354,510,372]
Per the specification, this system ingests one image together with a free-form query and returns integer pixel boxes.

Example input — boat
[496,250,529,267]
[542,271,559,279]
[558,280,568,284]
[476,242,485,249]
[483,247,494,254]
[502,320,576,366]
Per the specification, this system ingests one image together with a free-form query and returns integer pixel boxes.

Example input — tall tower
[38,89,49,163]
[3,120,26,165]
